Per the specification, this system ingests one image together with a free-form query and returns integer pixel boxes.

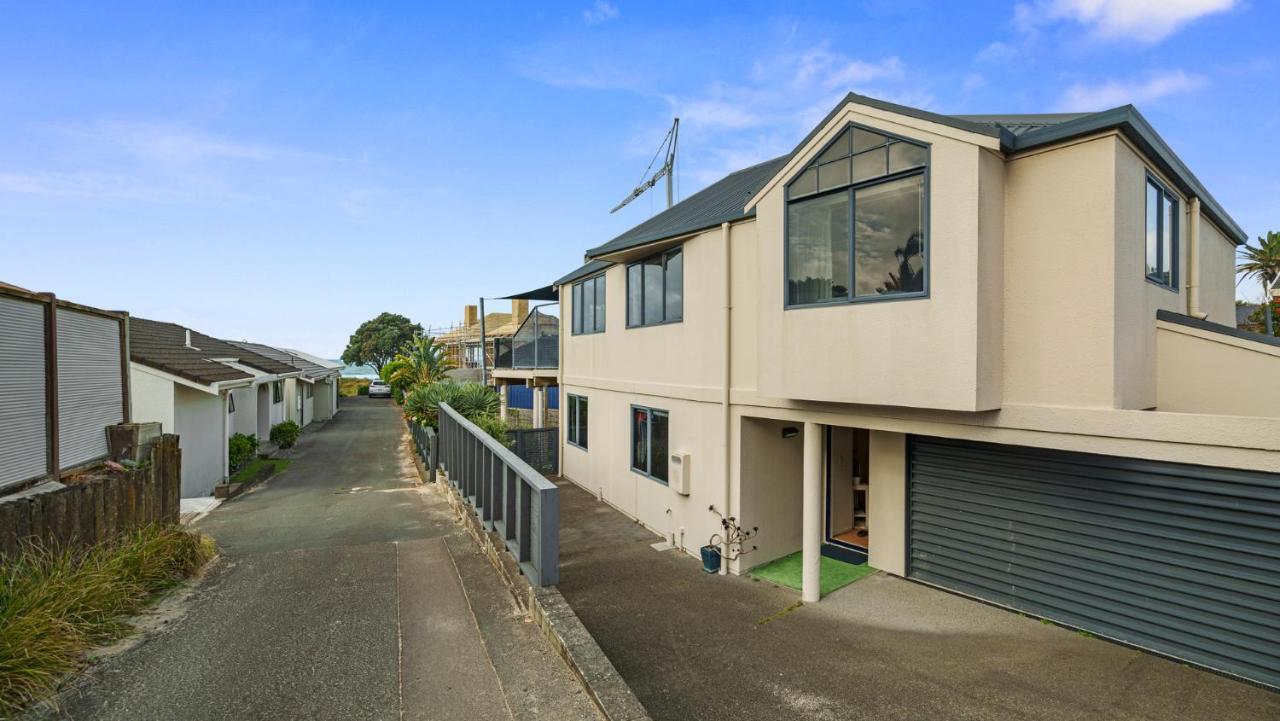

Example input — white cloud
[583,1,619,25]
[1056,69,1205,110]
[975,41,1018,63]
[961,73,988,93]
[1019,0,1236,43]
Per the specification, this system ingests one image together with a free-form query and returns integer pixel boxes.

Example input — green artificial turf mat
[749,550,875,597]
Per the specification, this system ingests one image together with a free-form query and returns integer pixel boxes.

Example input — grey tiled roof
[585,155,789,258]
[230,341,335,380]
[129,318,253,386]
[129,318,300,386]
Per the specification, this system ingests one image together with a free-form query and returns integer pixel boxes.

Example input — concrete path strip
[396,537,512,721]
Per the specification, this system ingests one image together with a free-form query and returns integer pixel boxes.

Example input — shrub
[269,421,301,449]
[472,413,512,446]
[403,382,507,443]
[0,526,215,715]
[228,433,259,473]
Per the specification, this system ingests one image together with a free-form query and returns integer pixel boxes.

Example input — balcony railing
[435,402,559,586]
[493,305,558,370]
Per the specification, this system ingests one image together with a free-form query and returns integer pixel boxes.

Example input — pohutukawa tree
[341,312,423,374]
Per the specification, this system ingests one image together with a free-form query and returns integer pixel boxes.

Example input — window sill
[630,467,669,485]
[1144,276,1180,293]
[625,318,684,329]
[785,290,929,310]
[567,440,588,451]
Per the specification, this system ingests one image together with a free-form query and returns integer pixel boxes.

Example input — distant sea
[338,362,378,379]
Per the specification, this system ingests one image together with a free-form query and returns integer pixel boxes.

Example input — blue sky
[2,1,1276,356]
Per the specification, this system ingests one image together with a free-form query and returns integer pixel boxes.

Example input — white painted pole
[802,421,822,603]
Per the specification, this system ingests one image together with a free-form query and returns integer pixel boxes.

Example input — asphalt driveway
[28,398,597,721]
[553,476,1280,721]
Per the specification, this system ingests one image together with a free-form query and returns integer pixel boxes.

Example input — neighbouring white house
[282,348,343,419]
[128,318,301,498]
[229,341,342,427]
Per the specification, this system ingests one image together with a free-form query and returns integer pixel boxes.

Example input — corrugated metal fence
[0,286,130,493]
[507,385,559,410]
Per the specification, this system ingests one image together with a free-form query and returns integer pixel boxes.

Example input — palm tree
[1237,231,1280,334]
[385,335,454,396]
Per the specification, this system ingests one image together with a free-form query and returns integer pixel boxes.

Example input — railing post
[532,483,560,586]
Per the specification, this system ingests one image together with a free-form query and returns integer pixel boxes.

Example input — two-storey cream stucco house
[551,93,1280,689]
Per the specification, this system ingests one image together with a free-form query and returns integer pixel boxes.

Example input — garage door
[908,436,1280,689]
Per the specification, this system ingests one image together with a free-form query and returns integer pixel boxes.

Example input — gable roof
[229,341,335,380]
[129,318,254,386]
[773,93,1245,244]
[584,155,788,259]
[568,92,1246,287]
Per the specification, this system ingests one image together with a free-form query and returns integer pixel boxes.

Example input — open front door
[825,427,869,563]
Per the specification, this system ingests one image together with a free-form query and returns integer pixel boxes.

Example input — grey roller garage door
[908,436,1280,689]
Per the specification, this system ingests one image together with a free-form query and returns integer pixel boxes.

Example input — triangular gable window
[785,122,929,306]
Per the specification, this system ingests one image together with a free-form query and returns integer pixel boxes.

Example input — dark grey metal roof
[1005,105,1246,243]
[577,93,1246,268]
[1158,308,1280,348]
[584,155,788,259]
[953,113,1092,137]
[554,259,612,287]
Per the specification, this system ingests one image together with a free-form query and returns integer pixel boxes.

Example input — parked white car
[367,380,392,398]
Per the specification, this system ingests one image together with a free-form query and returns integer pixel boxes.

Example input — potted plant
[702,505,758,574]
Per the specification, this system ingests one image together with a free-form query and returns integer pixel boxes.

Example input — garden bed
[214,458,291,500]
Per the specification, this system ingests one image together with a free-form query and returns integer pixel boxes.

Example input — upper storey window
[626,246,683,328]
[785,123,928,307]
[572,274,606,335]
[1145,175,1178,290]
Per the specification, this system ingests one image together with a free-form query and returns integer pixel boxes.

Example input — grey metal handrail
[436,402,559,586]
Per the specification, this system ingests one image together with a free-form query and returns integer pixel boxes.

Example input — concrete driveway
[29,398,598,721]
[553,476,1280,721]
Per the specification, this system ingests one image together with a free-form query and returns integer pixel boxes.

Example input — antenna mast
[611,117,679,214]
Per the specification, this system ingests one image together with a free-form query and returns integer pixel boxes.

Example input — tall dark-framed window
[786,123,928,307]
[630,405,669,483]
[1145,175,1179,290]
[572,274,606,334]
[272,381,283,403]
[626,247,683,327]
[567,394,589,449]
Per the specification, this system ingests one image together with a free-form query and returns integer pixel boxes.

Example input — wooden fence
[0,434,181,559]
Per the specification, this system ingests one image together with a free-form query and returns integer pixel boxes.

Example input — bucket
[700,545,722,574]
